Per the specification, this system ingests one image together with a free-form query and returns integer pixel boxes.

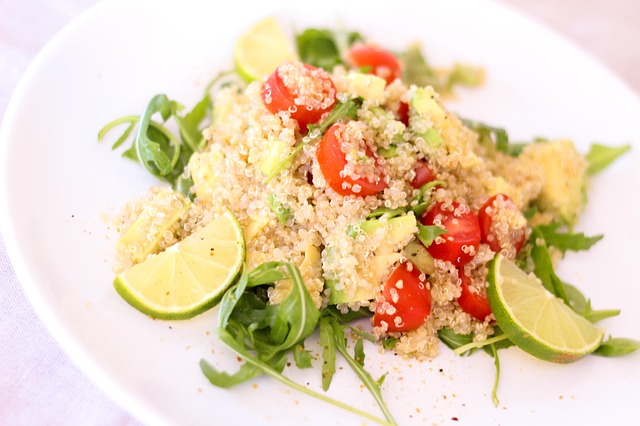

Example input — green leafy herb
[366,207,408,220]
[417,223,447,248]
[593,337,640,357]
[400,42,440,89]
[440,327,511,406]
[401,44,483,96]
[293,343,315,368]
[319,315,337,391]
[97,72,241,197]
[322,313,397,425]
[323,305,372,323]
[534,223,603,254]
[585,143,631,175]
[445,63,485,92]
[523,205,538,219]
[531,226,622,322]
[381,337,397,350]
[529,227,571,306]
[296,28,362,71]
[98,91,211,198]
[354,338,366,366]
[451,333,510,357]
[461,118,510,154]
[564,283,620,323]
[202,262,394,425]
[264,98,361,183]
[437,328,474,353]
[411,180,446,217]
[267,194,292,225]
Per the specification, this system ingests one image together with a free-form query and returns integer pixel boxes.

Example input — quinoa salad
[101,17,637,424]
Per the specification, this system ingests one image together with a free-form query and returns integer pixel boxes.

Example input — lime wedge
[234,16,298,82]
[114,210,245,320]
[487,254,603,363]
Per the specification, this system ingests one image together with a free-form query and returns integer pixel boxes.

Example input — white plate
[1,0,639,425]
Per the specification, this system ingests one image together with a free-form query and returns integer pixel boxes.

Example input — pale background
[1,0,638,424]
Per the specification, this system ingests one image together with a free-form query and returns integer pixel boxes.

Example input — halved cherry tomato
[261,62,336,132]
[316,123,387,197]
[457,269,492,321]
[396,101,410,126]
[410,159,437,189]
[478,194,526,257]
[420,201,481,266]
[346,43,402,85]
[373,261,431,333]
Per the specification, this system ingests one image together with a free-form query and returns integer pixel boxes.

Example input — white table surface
[1,0,638,424]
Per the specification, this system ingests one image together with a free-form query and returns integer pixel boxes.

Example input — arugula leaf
[176,93,211,151]
[98,91,212,198]
[437,328,474,353]
[327,315,397,425]
[295,28,362,71]
[400,42,440,89]
[564,283,620,323]
[461,118,510,154]
[439,327,511,406]
[411,180,446,217]
[293,343,314,368]
[200,355,265,388]
[585,143,631,175]
[319,316,337,391]
[202,262,396,425]
[530,226,622,322]
[306,97,361,137]
[366,207,408,220]
[296,29,341,70]
[354,338,366,366]
[381,337,397,350]
[323,305,372,322]
[535,223,603,254]
[445,63,484,92]
[417,223,447,248]
[529,227,571,305]
[593,337,640,357]
[202,329,391,425]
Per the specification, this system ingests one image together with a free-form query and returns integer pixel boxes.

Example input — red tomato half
[316,123,387,197]
[346,43,402,85]
[261,62,336,132]
[373,261,431,333]
[478,194,526,257]
[410,160,437,189]
[457,270,492,321]
[420,201,481,266]
[396,101,410,126]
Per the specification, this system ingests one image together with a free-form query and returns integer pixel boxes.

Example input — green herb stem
[453,334,510,356]
[328,320,398,425]
[206,333,393,426]
[488,344,501,407]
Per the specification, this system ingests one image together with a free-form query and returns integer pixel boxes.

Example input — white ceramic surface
[1,0,639,425]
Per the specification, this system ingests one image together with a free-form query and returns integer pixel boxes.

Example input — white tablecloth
[1,0,638,424]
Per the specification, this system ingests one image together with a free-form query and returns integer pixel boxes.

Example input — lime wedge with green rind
[487,253,603,363]
[114,210,245,320]
[234,16,298,82]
